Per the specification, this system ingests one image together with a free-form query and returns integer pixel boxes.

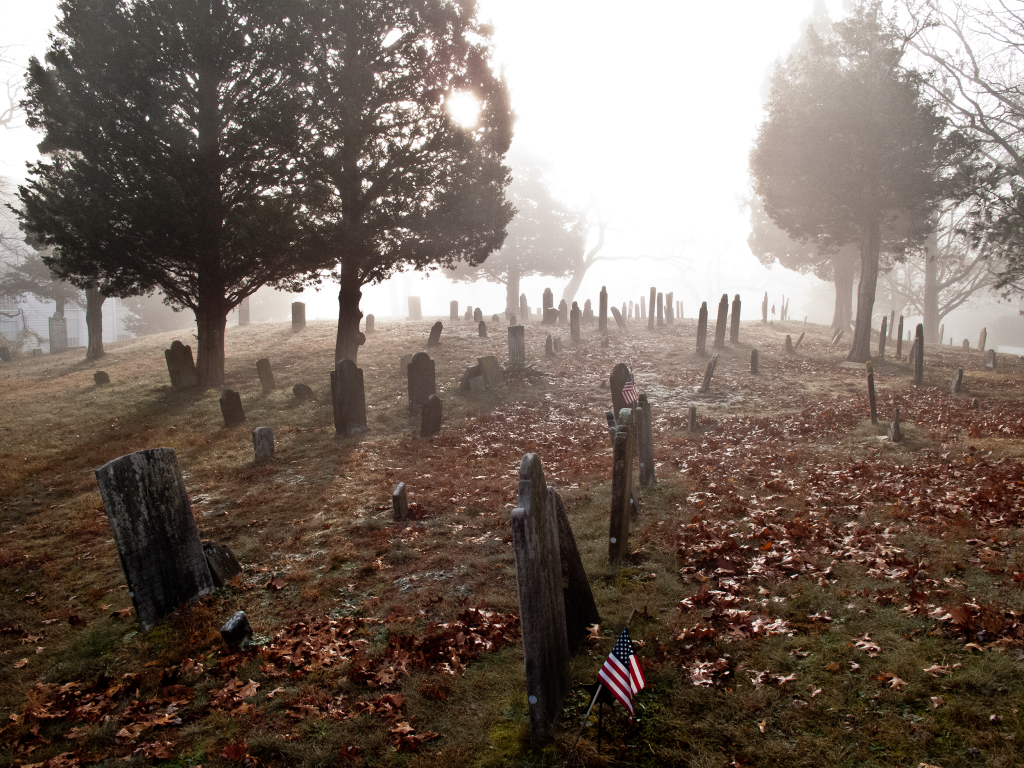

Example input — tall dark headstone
[656,292,664,327]
[609,363,630,415]
[896,315,904,359]
[648,287,656,331]
[750,349,758,374]
[365,314,375,334]
[95,448,214,631]
[696,302,709,355]
[551,490,600,654]
[474,307,483,323]
[291,302,306,331]
[407,352,436,410]
[636,394,655,487]
[510,454,570,747]
[878,316,888,359]
[427,321,443,348]
[542,288,554,315]
[238,296,250,326]
[48,313,68,354]
[730,294,741,343]
[407,296,422,320]
[986,349,996,369]
[688,404,697,432]
[713,293,728,350]
[699,354,718,394]
[256,358,276,393]
[508,326,526,366]
[479,320,487,338]
[866,362,878,426]
[545,335,555,358]
[599,286,608,333]
[164,340,199,389]
[609,409,636,566]
[252,426,274,462]
[665,292,674,325]
[762,292,768,325]
[951,367,964,393]
[794,331,805,350]
[331,359,368,434]
[220,390,245,427]
[421,394,442,437]
[570,303,581,342]
[913,323,924,385]
[450,301,459,321]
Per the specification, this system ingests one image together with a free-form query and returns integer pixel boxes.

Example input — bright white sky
[0,0,850,322]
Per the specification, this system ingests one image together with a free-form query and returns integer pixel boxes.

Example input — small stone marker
[986,349,996,369]
[636,393,655,488]
[478,355,504,387]
[203,541,242,588]
[474,307,483,323]
[220,611,252,647]
[256,358,276,393]
[238,297,250,326]
[94,371,110,385]
[713,294,728,349]
[550,490,601,653]
[913,323,924,385]
[164,340,199,389]
[962,339,969,350]
[599,286,608,333]
[408,296,423,320]
[95,448,214,631]
[292,383,314,401]
[492,313,500,322]
[699,354,719,394]
[510,454,570,747]
[951,367,963,394]
[427,321,443,348]
[750,349,758,374]
[365,314,374,333]
[219,389,245,427]
[421,394,442,437]
[878,316,888,359]
[866,361,878,426]
[450,301,459,321]
[785,335,794,354]
[609,409,636,566]
[48,313,68,353]
[570,303,582,342]
[291,301,306,331]
[407,352,436,410]
[459,364,485,393]
[605,411,616,443]
[730,294,741,342]
[979,327,987,351]
[688,404,697,432]
[252,426,274,462]
[553,337,563,352]
[972,397,980,409]
[508,325,526,366]
[609,305,625,331]
[609,363,631,415]
[393,482,409,522]
[696,301,709,355]
[888,407,902,443]
[896,316,904,359]
[479,320,487,338]
[545,335,555,358]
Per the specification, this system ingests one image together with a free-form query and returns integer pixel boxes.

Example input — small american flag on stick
[621,371,638,405]
[597,627,646,717]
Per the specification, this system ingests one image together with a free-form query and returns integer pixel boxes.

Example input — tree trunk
[85,286,105,361]
[923,228,939,343]
[831,248,857,332]
[195,296,228,388]
[560,268,587,306]
[846,219,881,363]
[335,259,365,363]
[505,264,520,318]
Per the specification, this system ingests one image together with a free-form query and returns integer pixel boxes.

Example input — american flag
[597,627,646,717]
[621,371,638,405]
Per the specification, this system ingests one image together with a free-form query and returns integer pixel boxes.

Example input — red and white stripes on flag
[597,627,646,717]
[621,372,638,405]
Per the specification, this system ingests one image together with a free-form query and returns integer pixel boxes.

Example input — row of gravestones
[694,294,743,355]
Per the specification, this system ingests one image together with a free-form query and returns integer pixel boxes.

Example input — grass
[1,314,1024,766]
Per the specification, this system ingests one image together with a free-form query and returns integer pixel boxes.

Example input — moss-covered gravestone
[95,448,214,631]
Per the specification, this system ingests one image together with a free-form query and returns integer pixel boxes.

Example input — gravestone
[408,296,422,320]
[510,453,570,747]
[203,542,242,588]
[291,302,306,331]
[696,302,709,355]
[713,294,728,350]
[688,404,697,433]
[583,299,594,324]
[609,409,636,566]
[470,376,487,393]
[605,411,616,443]
[256,358,276,393]
[0,347,9,362]
[520,294,529,324]
[648,287,656,331]
[913,323,924,385]
[785,335,794,354]
[220,611,252,647]
[508,312,516,326]
[238,296,250,327]
[331,359,368,434]
[962,339,970,350]
[508,326,526,366]
[474,307,483,323]
[252,426,274,462]
[889,310,895,339]
[365,314,374,334]
[666,292,674,325]
[730,294,741,342]
[750,349,758,374]
[542,307,560,325]
[951,367,963,394]
[400,353,414,375]
[220,390,245,427]
[493,314,500,323]
[478,355,504,387]
[479,320,487,338]
[878,316,888,359]
[699,354,719,394]
[986,349,996,369]
[896,316,904,359]
[407,352,436,410]
[656,292,664,327]
[551,490,601,654]
[95,448,214,631]
[545,335,555,358]
[393,482,408,522]
[553,337,563,352]
[866,361,878,425]
[794,331,805,350]
[609,363,631,415]
[558,299,568,326]
[94,371,110,385]
[32,348,41,357]
[599,286,608,333]
[48,314,68,354]
[292,383,314,401]
[762,292,768,324]
[939,322,944,345]
[888,407,902,443]
[421,395,442,437]
[629,301,634,319]
[542,288,554,315]
[465,307,472,321]
[639,296,646,320]
[450,301,459,321]
[459,364,485,393]
[636,394,655,487]
[609,305,625,331]
[979,328,987,351]
[831,328,844,347]
[164,340,199,389]
[427,321,443,348]
[570,303,581,342]
[972,397,980,409]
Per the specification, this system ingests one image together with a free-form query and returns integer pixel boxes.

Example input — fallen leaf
[826,662,841,673]
[757,719,766,733]
[220,741,248,761]
[266,577,287,591]
[237,679,260,699]
[930,696,944,708]
[13,658,28,669]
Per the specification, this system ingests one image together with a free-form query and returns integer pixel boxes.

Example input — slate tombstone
[570,303,581,342]
[696,302,709,355]
[599,286,608,333]
[962,339,970,350]
[730,294,741,342]
[408,296,422,320]
[220,611,252,647]
[553,337,563,352]
[609,305,626,331]
[458,364,485,393]
[331,359,368,434]
[238,296,250,326]
[292,383,314,401]
[0,346,9,362]
[510,454,570,747]
[665,292,674,325]
[583,299,594,324]
[95,448,214,631]
[291,302,306,331]
[407,352,436,410]
[750,349,759,374]
[609,408,637,566]
[713,293,728,350]
[393,482,409,522]
[889,407,902,443]
[479,320,487,338]
[545,335,555,358]
[785,335,794,354]
[878,316,888,360]
[252,426,274,462]
[256,358,276,393]
[979,328,987,351]
[551,490,601,654]
[913,323,925,385]
[421,394,442,437]
[474,307,483,323]
[427,321,443,348]
[542,287,554,315]
[762,292,768,324]
[219,390,245,427]
[203,541,242,588]
[508,326,526,366]
[688,404,697,432]
[609,363,631,415]
[478,355,504,388]
[656,292,664,327]
[520,294,529,323]
[951,367,964,394]
[94,371,110,385]
[636,393,655,487]
[49,313,68,353]
[987,349,996,369]
[648,287,656,331]
[164,340,199,389]
[896,316,904,359]
[699,354,719,394]
[558,299,568,326]
[365,314,374,334]
[450,301,459,321]
[866,361,878,425]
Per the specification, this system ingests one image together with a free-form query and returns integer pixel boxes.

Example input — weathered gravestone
[220,610,252,647]
[699,354,719,394]
[570,303,581,342]
[94,371,110,385]
[238,296,250,326]
[730,294,741,343]
[542,307,560,325]
[542,287,554,315]
[962,339,970,350]
[762,292,768,324]
[164,340,199,389]
[510,453,570,747]
[553,337,563,352]
[972,397,980,409]
[666,292,674,325]
[520,294,529,323]
[979,327,987,351]
[785,335,794,354]
[478,355,504,388]
[545,335,555,358]
[914,324,925,385]
[609,305,625,331]
[986,349,996,369]
[648,287,656,331]
[866,362,878,425]
[474,307,483,323]
[450,301,459,321]
[427,321,443,348]
[609,363,631,415]
[365,314,374,334]
[508,326,526,366]
[95,448,214,631]
[465,307,472,321]
[550,490,601,654]
[951,367,964,394]
[48,314,68,354]
[750,349,758,375]
[888,407,902,443]
[408,296,423,320]
[393,482,409,522]
[421,394,442,437]
[688,404,697,433]
[599,287,608,333]
[793,331,805,350]
[583,299,594,324]
[331,359,369,434]
[713,294,728,350]
[252,426,274,462]
[32,348,41,357]
[636,393,655,488]
[656,292,664,327]
[203,541,242,588]
[609,409,636,566]
[0,346,9,362]
[939,323,945,345]
[459,364,486,393]
[219,390,245,427]
[639,295,646,320]
[291,302,306,331]
[896,316,904,359]
[407,352,436,411]
[492,313,500,323]
[292,383,314,401]
[256,358,276,393]
[479,320,487,338]
[557,299,568,326]
[878,316,888,360]
[889,310,896,340]
[696,302,709,355]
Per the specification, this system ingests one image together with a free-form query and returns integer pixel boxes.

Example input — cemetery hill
[6,1,1024,767]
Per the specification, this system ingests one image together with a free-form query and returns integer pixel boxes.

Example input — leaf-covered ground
[1,314,1023,767]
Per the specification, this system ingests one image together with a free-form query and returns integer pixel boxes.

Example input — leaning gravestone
[165,340,199,389]
[478,355,504,387]
[94,371,110,386]
[203,541,242,588]
[365,314,375,334]
[48,314,68,354]
[291,302,306,331]
[609,305,626,331]
[408,296,423,320]
[407,352,436,411]
[427,321,443,348]
[510,454,570,747]
[95,448,214,631]
[986,349,996,369]
[256,358,276,393]
[570,303,581,342]
[636,393,655,487]
[609,408,636,566]
[393,482,409,522]
[252,426,274,462]
[699,354,719,394]
[551,489,601,655]
[508,326,526,366]
[730,294,741,343]
[421,394,442,437]
[878,316,888,360]
[459,364,485,393]
[713,294,728,350]
[696,302,709,355]
[220,390,245,427]
[331,359,368,434]
[609,363,631,415]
